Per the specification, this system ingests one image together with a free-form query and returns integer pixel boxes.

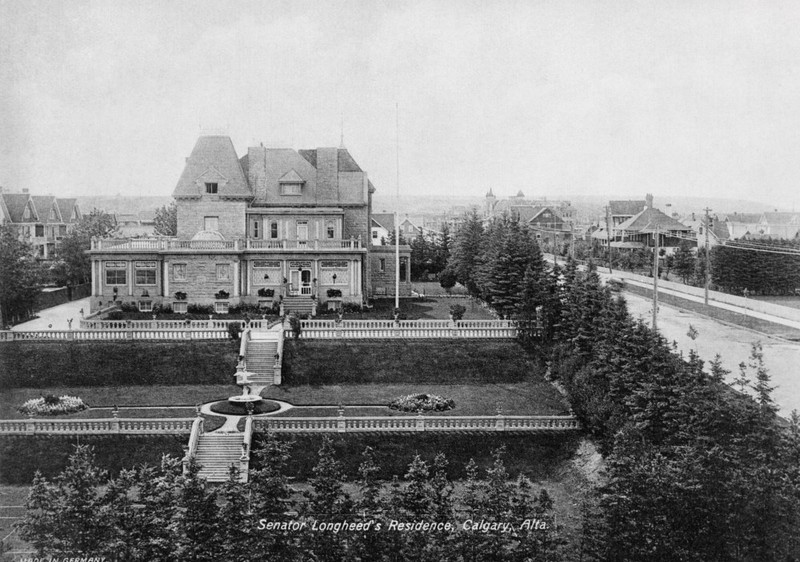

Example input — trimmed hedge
[0,341,239,388]
[252,432,581,481]
[0,435,185,484]
[282,340,539,385]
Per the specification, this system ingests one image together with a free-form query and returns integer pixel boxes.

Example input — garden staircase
[244,337,280,388]
[194,433,245,482]
[282,295,316,317]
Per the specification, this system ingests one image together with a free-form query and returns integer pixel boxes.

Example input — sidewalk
[10,297,91,331]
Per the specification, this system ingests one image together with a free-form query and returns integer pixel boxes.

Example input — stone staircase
[194,433,244,482]
[282,295,316,317]
[245,338,279,387]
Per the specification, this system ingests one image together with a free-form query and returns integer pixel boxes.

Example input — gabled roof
[31,196,61,224]
[173,136,251,199]
[1,193,37,223]
[609,200,646,217]
[372,213,395,231]
[278,169,305,183]
[761,212,799,225]
[56,198,80,223]
[616,207,692,233]
[725,212,762,224]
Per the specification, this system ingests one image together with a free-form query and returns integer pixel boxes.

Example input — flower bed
[18,395,88,416]
[389,393,455,413]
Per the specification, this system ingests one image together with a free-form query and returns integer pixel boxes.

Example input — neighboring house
[400,216,422,240]
[683,213,729,248]
[484,189,575,223]
[0,188,82,258]
[87,135,411,313]
[517,206,572,244]
[115,212,156,238]
[756,212,800,239]
[724,213,763,239]
[592,194,693,252]
[371,213,395,245]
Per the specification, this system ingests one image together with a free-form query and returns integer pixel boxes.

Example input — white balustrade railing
[288,319,520,339]
[255,415,579,433]
[0,417,196,435]
[0,329,230,341]
[79,318,275,330]
[93,237,363,252]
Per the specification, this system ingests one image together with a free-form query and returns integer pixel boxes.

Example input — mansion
[88,135,411,313]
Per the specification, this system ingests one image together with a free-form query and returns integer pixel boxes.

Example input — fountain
[230,369,264,407]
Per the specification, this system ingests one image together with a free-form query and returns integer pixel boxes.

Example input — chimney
[645,193,653,209]
[692,212,695,221]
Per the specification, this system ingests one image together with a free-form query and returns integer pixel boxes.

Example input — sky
[2,0,800,209]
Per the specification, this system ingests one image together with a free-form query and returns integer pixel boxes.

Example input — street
[624,292,800,417]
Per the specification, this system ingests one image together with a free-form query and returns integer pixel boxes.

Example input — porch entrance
[290,269,313,296]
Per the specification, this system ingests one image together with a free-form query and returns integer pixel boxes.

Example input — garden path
[199,398,293,433]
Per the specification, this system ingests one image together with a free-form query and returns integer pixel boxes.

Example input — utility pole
[652,225,659,331]
[703,207,712,306]
[604,205,613,274]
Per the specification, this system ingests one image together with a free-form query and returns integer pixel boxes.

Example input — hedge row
[282,340,539,385]
[253,432,581,481]
[0,435,185,484]
[0,341,239,388]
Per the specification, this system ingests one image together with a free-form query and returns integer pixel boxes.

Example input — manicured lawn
[0,385,237,419]
[320,296,491,320]
[283,340,540,385]
[263,382,569,416]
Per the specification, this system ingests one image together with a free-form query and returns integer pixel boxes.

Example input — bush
[0,435,185,484]
[0,341,238,388]
[227,322,243,340]
[341,302,362,313]
[215,290,230,300]
[439,267,457,291]
[289,315,302,338]
[449,303,466,321]
[187,304,214,315]
[106,311,125,320]
[257,288,275,298]
[19,395,88,416]
[389,393,455,412]
[119,302,138,313]
[326,289,342,298]
[174,291,187,300]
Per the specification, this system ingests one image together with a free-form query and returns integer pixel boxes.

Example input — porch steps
[245,339,279,386]
[194,433,244,482]
[283,296,316,317]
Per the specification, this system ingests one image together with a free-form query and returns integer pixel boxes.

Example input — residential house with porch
[0,188,82,258]
[87,135,411,314]
[592,194,693,252]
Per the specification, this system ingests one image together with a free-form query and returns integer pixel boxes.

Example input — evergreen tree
[154,201,178,236]
[448,209,484,296]
[0,224,43,325]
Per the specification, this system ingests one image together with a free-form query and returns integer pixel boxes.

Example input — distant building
[592,194,693,253]
[683,213,729,248]
[0,187,82,258]
[755,212,800,239]
[87,135,411,314]
[484,189,575,223]
[114,212,156,238]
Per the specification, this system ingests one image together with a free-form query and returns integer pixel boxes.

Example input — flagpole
[395,103,400,311]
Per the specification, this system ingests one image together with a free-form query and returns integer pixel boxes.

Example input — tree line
[17,439,560,561]
[711,239,800,295]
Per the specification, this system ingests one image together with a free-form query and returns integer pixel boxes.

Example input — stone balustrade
[255,415,579,433]
[91,237,363,252]
[287,319,521,339]
[0,417,196,435]
[80,318,276,330]
[0,329,230,341]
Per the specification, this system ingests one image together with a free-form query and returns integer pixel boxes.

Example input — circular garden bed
[19,395,88,416]
[389,393,455,413]
[209,399,281,416]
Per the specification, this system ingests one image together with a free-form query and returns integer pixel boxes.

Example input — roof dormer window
[205,182,218,194]
[278,169,305,196]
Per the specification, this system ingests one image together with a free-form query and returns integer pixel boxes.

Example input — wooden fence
[288,319,521,339]
[254,415,579,433]
[0,417,196,435]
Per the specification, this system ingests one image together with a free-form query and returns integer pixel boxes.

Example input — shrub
[257,288,275,298]
[289,315,302,338]
[227,322,243,340]
[153,303,173,315]
[389,393,455,412]
[106,311,125,321]
[449,304,466,321]
[187,304,214,315]
[326,289,342,298]
[342,302,362,313]
[215,290,230,300]
[174,291,187,300]
[19,395,88,416]
[119,302,138,313]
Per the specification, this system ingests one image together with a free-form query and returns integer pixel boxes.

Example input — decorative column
[127,261,133,296]
[163,260,169,297]
[233,259,240,298]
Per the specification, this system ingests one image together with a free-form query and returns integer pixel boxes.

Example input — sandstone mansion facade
[88,135,411,314]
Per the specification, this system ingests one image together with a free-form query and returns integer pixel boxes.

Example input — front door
[300,269,312,295]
